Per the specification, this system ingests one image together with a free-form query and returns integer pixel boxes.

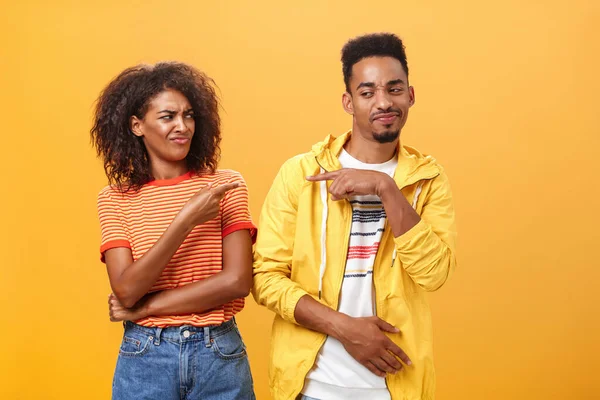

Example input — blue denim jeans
[112,318,255,400]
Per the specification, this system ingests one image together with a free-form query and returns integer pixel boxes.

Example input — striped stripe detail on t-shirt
[96,169,256,328]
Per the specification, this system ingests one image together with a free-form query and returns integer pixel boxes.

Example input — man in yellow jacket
[253,33,457,400]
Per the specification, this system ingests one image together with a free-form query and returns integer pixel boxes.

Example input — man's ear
[408,86,415,107]
[342,92,354,115]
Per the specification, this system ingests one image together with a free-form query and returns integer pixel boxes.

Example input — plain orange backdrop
[1,1,599,399]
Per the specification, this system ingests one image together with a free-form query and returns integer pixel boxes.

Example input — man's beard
[373,130,400,144]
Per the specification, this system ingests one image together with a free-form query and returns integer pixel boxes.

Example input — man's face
[343,56,414,144]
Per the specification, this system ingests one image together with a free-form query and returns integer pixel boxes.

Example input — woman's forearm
[106,212,194,308]
[133,229,253,317]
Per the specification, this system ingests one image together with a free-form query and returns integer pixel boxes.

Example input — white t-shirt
[303,149,398,400]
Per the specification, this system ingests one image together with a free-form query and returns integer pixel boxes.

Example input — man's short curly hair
[341,33,409,93]
[91,62,221,192]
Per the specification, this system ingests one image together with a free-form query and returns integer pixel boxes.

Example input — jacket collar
[313,130,440,188]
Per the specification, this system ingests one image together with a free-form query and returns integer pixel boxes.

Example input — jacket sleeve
[394,169,457,291]
[252,157,311,324]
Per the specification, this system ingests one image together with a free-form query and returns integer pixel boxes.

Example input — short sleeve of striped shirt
[220,172,257,243]
[97,187,131,261]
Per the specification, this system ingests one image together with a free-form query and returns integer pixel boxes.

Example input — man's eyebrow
[356,82,375,90]
[356,79,406,90]
[387,79,405,86]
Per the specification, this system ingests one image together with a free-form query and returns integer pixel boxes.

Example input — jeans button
[182,330,190,338]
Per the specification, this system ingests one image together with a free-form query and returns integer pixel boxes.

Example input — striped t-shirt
[97,169,256,328]
[304,149,397,400]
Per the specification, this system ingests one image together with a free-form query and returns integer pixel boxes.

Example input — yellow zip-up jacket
[253,131,457,400]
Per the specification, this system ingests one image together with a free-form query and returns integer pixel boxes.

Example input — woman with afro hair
[91,62,256,399]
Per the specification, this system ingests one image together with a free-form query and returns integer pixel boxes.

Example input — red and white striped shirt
[97,170,256,328]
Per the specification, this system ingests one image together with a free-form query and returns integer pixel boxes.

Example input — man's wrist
[377,174,398,200]
[328,312,351,341]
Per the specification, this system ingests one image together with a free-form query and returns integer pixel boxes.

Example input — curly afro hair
[91,62,221,192]
[341,33,409,93]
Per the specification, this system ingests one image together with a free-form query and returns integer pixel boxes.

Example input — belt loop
[154,327,163,346]
[204,326,211,348]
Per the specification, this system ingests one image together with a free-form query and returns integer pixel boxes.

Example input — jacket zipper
[294,161,352,398]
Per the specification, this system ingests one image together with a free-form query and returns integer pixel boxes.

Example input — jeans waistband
[123,318,237,346]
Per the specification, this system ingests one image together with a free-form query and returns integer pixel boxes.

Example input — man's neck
[344,130,398,164]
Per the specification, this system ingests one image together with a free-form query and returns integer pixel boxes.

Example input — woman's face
[130,88,195,167]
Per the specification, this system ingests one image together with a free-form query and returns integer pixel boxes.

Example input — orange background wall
[1,1,599,399]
